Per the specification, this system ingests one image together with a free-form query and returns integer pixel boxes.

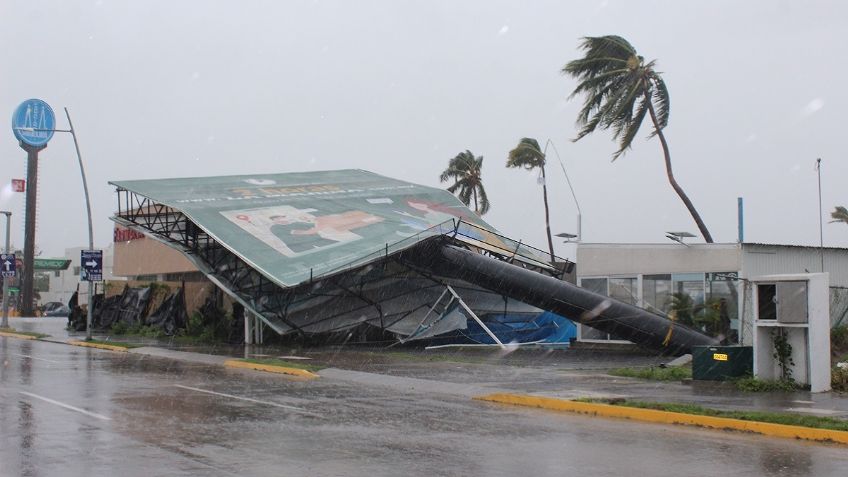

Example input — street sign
[11,179,25,192]
[12,99,55,147]
[80,250,103,282]
[0,253,16,278]
[34,258,71,271]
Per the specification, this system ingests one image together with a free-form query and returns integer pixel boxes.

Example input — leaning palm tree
[831,206,848,224]
[507,138,555,264]
[439,150,490,215]
[563,35,713,243]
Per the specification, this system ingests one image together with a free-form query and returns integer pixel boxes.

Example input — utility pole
[1,211,11,328]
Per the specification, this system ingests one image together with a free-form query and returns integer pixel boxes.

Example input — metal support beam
[446,285,505,349]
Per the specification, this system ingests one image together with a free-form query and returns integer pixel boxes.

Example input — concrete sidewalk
[8,316,848,419]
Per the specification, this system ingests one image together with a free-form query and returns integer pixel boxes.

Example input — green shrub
[833,365,848,392]
[833,325,848,351]
[733,376,799,392]
[609,366,692,381]
[111,321,129,335]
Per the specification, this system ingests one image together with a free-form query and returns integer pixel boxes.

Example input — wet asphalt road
[2,336,848,477]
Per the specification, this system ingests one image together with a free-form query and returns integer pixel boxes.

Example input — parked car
[42,302,70,317]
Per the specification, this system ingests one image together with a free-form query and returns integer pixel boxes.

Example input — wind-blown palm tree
[440,150,490,215]
[831,206,848,224]
[507,138,555,264]
[563,35,713,243]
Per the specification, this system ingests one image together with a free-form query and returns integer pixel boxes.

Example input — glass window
[708,272,740,343]
[609,277,637,305]
[581,277,607,296]
[579,277,609,340]
[643,274,671,314]
[672,273,705,305]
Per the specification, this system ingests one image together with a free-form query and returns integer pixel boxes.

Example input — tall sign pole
[1,212,12,328]
[12,99,55,316]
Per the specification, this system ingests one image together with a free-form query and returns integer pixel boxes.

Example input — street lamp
[1,211,11,329]
[666,231,695,246]
[14,107,95,339]
[544,140,582,242]
[555,232,578,243]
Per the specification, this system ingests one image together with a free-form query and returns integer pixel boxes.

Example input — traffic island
[474,393,848,446]
[224,358,321,378]
[0,328,47,340]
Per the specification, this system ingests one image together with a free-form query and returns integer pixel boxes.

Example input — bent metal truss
[110,169,715,354]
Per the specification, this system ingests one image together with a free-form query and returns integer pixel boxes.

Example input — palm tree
[831,206,848,224]
[507,138,555,264]
[563,35,713,243]
[439,150,490,215]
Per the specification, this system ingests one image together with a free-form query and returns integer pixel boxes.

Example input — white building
[576,242,848,345]
[40,244,124,306]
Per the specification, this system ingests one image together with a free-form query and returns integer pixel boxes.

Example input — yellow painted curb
[67,340,131,352]
[0,331,37,340]
[224,359,320,379]
[474,393,848,446]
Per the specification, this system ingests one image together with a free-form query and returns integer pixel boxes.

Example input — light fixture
[556,232,578,243]
[665,231,695,246]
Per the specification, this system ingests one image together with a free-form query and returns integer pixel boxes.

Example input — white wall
[577,243,741,277]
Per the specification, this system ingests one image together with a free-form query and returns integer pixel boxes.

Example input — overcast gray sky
[2,0,846,260]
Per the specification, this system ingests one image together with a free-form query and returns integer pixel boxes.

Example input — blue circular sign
[12,99,55,147]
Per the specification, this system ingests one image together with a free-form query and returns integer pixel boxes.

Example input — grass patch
[110,322,167,339]
[733,376,800,392]
[239,358,324,372]
[0,327,49,339]
[84,339,142,349]
[609,365,692,381]
[580,398,848,432]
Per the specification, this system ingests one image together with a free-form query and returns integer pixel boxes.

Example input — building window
[54,270,61,278]
[609,277,637,305]
[672,273,705,305]
[73,266,80,276]
[643,274,672,314]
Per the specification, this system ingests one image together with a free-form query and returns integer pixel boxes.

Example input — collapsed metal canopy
[110,169,715,354]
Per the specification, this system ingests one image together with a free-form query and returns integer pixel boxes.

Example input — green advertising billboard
[111,170,501,288]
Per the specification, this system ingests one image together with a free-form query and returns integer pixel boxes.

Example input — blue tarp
[445,312,576,345]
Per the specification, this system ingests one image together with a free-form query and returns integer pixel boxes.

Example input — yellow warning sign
[713,353,728,362]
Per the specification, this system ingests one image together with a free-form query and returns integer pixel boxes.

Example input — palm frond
[648,73,670,135]
[507,137,545,170]
[613,94,650,160]
[564,35,669,160]
[831,206,848,224]
[476,183,490,215]
[441,150,488,213]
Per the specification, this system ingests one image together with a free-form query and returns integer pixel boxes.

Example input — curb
[224,359,320,379]
[0,331,38,340]
[67,340,131,352]
[474,393,848,446]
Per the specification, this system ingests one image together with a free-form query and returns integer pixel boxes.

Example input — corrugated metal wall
[736,244,848,344]
[741,244,848,286]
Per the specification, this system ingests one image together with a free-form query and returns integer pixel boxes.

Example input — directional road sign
[0,253,16,278]
[81,250,103,282]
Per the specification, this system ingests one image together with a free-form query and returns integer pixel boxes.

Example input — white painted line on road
[792,400,816,404]
[173,385,316,415]
[19,391,111,421]
[13,353,63,364]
